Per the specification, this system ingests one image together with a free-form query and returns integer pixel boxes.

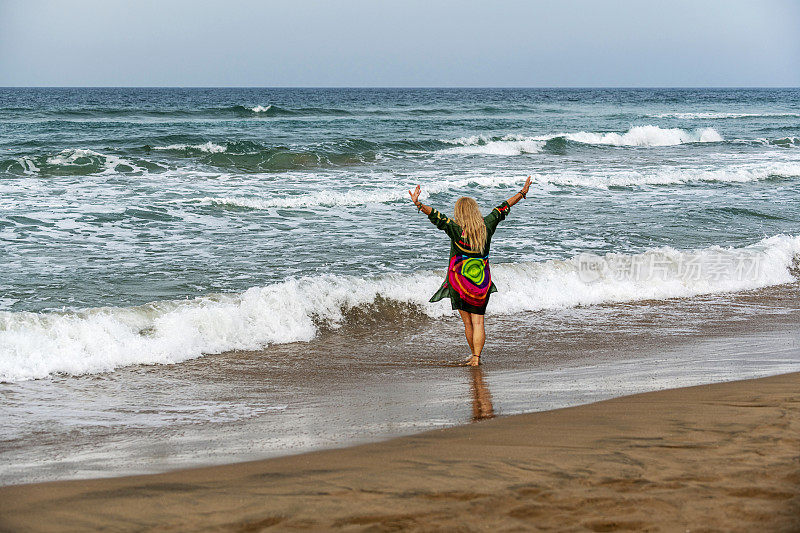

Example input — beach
[2,371,797,532]
[2,87,800,526]
[2,0,800,525]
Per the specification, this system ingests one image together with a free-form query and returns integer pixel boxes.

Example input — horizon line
[2,85,800,90]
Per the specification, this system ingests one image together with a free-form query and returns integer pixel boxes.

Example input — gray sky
[1,0,798,87]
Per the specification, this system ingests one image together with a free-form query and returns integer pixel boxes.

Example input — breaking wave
[2,235,799,382]
[152,141,227,153]
[439,135,547,155]
[439,126,724,154]
[242,104,350,117]
[3,127,795,178]
[530,162,800,189]
[560,126,723,146]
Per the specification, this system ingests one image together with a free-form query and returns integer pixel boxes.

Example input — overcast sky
[1,0,798,87]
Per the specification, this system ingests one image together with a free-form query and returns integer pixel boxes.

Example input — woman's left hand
[408,184,421,204]
[521,175,531,196]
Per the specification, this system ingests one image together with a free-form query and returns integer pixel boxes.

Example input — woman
[409,176,532,366]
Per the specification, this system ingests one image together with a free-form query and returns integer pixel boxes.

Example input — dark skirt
[430,281,496,316]
[451,295,489,315]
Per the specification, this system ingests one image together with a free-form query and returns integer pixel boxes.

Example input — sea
[2,88,800,484]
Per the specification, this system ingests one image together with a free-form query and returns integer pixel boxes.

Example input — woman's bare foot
[466,355,481,367]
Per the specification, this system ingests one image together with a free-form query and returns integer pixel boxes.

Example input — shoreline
[2,372,798,532]
[4,316,800,487]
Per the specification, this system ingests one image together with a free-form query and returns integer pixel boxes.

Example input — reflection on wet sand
[469,366,495,421]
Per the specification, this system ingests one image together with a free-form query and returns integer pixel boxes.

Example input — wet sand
[1,372,798,532]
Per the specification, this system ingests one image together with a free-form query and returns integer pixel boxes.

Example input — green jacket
[427,201,511,302]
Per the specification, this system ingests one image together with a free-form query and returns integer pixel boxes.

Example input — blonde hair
[453,197,487,253]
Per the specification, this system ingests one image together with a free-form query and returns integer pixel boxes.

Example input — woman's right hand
[408,184,421,205]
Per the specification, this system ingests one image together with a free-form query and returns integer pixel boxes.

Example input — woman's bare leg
[458,309,475,355]
[470,313,485,363]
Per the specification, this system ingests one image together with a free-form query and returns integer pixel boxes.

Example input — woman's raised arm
[505,175,531,207]
[408,184,433,215]
[410,184,463,240]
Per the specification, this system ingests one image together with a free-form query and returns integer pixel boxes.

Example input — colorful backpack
[448,254,492,306]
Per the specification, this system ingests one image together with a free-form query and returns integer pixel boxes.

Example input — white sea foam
[2,235,799,382]
[531,162,800,189]
[440,135,546,155]
[188,175,526,209]
[562,126,723,146]
[186,162,800,209]
[651,112,800,119]
[45,148,104,166]
[14,157,39,174]
[251,105,273,113]
[0,298,19,311]
[153,142,227,153]
[493,235,800,312]
[747,136,800,146]
[439,126,723,154]
[44,149,143,174]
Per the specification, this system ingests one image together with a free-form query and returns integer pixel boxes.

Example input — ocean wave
[531,162,800,189]
[438,126,723,154]
[2,234,798,382]
[152,141,228,153]
[147,137,442,158]
[0,141,378,175]
[0,148,171,177]
[562,126,723,146]
[651,112,800,119]
[239,104,296,116]
[2,131,793,179]
[745,137,800,147]
[439,135,547,155]
[0,156,40,175]
[42,149,146,175]
[233,104,352,117]
[202,147,377,171]
[185,163,800,210]
[771,137,800,147]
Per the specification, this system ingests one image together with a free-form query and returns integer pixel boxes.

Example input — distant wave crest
[439,135,547,155]
[153,141,227,153]
[651,111,800,119]
[237,104,351,117]
[438,126,724,155]
[531,162,800,189]
[561,125,723,146]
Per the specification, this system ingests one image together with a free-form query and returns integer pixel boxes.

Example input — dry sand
[1,371,798,532]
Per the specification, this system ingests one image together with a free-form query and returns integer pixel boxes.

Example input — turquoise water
[1,88,800,381]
